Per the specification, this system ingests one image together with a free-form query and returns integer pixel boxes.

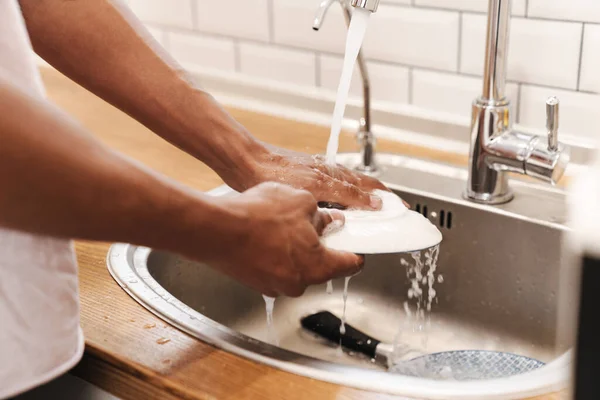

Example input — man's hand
[0,81,361,298]
[225,145,390,211]
[199,183,364,297]
[18,1,391,211]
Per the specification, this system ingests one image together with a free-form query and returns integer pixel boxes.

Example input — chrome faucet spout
[350,0,380,12]
[482,0,510,102]
[313,0,337,31]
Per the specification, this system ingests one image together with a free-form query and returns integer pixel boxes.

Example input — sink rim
[108,242,571,399]
[106,151,573,399]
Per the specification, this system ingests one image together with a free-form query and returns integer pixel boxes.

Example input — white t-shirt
[0,1,84,398]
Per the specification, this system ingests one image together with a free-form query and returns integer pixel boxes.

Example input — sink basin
[108,153,574,399]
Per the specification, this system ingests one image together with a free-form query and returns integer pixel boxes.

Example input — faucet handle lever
[546,96,559,151]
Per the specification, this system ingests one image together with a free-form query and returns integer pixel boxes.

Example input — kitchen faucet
[466,0,570,204]
[313,0,380,174]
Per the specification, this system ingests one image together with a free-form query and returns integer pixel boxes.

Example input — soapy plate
[320,190,443,254]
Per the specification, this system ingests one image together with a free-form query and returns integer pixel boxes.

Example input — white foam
[320,190,442,254]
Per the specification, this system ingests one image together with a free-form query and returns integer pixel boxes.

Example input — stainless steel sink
[108,153,573,399]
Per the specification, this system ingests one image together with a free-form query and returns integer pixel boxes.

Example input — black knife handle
[301,311,380,358]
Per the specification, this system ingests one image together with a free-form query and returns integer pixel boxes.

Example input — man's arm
[18,0,387,210]
[19,0,257,188]
[0,77,224,253]
[0,78,361,296]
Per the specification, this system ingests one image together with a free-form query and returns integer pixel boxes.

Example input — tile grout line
[155,23,596,95]
[267,0,275,43]
[515,83,522,124]
[457,11,463,73]
[233,39,242,73]
[161,29,171,52]
[190,0,198,30]
[408,67,414,104]
[315,53,322,87]
[576,23,586,91]
[149,22,599,96]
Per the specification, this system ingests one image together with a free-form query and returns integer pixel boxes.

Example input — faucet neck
[481,0,511,103]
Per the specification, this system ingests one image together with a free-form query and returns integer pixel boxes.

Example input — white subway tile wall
[414,0,526,16]
[412,69,519,117]
[195,0,270,41]
[239,43,316,86]
[167,31,236,72]
[128,0,193,29]
[580,24,600,93]
[508,19,582,89]
[273,0,347,53]
[528,0,600,24]
[127,0,600,141]
[362,6,459,70]
[520,85,600,141]
[319,55,410,103]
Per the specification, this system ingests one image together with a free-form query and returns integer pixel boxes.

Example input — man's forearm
[18,0,266,187]
[0,78,234,258]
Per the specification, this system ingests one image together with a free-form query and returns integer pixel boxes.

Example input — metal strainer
[391,350,545,381]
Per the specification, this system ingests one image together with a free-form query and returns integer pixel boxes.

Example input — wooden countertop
[40,69,564,400]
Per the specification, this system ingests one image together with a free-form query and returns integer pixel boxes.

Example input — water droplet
[437,275,444,283]
[156,337,170,345]
[326,280,333,294]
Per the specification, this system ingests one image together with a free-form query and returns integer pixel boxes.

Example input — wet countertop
[41,69,565,400]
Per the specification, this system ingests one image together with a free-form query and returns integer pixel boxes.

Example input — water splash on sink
[340,276,352,337]
[326,280,333,294]
[393,245,441,362]
[263,295,279,346]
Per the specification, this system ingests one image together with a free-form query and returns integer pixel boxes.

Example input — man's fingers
[301,246,364,285]
[314,162,358,184]
[359,173,390,192]
[319,248,364,281]
[312,209,345,236]
[318,178,382,210]
[315,162,388,193]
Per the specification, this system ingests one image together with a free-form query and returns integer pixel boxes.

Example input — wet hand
[228,145,391,210]
[216,182,364,297]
